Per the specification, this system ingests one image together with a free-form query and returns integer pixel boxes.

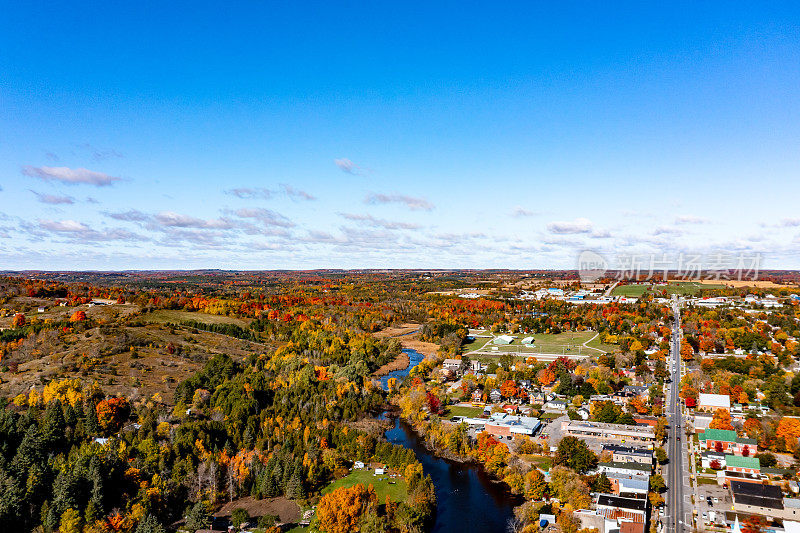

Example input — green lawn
[526,455,552,472]
[322,469,408,503]
[445,405,484,418]
[612,282,725,298]
[539,412,562,420]
[463,331,615,355]
[140,309,252,327]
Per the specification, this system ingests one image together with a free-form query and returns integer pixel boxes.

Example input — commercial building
[484,414,541,440]
[601,444,654,465]
[697,393,732,412]
[561,420,655,444]
[699,428,757,456]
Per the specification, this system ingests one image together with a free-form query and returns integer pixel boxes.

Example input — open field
[140,309,252,327]
[686,279,792,289]
[444,405,484,418]
[612,281,725,297]
[463,331,615,355]
[322,469,408,503]
[372,323,438,357]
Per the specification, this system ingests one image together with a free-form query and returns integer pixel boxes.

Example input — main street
[666,297,690,532]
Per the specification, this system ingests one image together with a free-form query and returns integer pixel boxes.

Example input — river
[380,349,522,532]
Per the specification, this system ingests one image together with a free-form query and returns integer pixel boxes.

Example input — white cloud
[339,213,420,230]
[39,219,89,232]
[365,193,434,211]
[225,187,273,200]
[675,215,709,225]
[546,217,593,234]
[232,208,295,228]
[511,207,538,217]
[22,166,121,186]
[281,184,316,201]
[154,211,235,229]
[31,191,75,205]
[334,158,364,175]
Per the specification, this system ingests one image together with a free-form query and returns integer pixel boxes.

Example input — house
[595,494,648,524]
[543,399,568,411]
[621,385,650,398]
[471,389,484,403]
[492,335,515,345]
[470,360,488,372]
[697,393,732,412]
[725,455,761,483]
[701,450,727,469]
[37,307,45,313]
[699,428,757,456]
[489,389,502,403]
[601,444,654,465]
[561,420,655,444]
[442,358,462,372]
[597,461,653,479]
[353,461,365,469]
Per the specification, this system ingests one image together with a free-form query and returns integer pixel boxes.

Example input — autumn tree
[11,313,25,328]
[553,436,598,474]
[776,418,800,450]
[524,469,548,500]
[316,484,376,533]
[709,409,734,431]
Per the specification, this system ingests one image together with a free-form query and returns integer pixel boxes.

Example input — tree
[316,484,376,533]
[231,508,250,528]
[590,473,612,494]
[655,447,668,465]
[709,408,734,431]
[776,418,800,449]
[500,380,518,399]
[649,474,666,493]
[11,314,25,328]
[69,310,86,322]
[184,502,209,530]
[59,508,82,533]
[524,469,548,500]
[553,436,598,474]
[135,515,166,533]
[680,340,694,361]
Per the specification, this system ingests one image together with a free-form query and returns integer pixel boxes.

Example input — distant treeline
[172,320,260,342]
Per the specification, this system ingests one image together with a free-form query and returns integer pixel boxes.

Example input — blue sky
[2,2,800,270]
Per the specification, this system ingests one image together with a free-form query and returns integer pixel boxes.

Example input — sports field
[463,330,616,355]
[611,281,725,297]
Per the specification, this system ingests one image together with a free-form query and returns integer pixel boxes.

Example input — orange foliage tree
[12,313,25,328]
[776,418,800,450]
[316,483,376,533]
[537,368,556,386]
[96,397,131,434]
[500,380,518,399]
[709,409,734,431]
[70,310,86,322]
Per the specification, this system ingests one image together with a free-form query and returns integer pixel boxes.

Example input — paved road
[667,298,690,532]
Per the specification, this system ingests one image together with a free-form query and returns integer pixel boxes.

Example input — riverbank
[372,323,439,358]
[384,415,522,532]
[373,351,410,376]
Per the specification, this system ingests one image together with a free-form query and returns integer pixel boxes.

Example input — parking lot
[696,482,730,528]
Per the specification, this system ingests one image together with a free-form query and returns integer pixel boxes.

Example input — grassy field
[612,282,725,298]
[322,470,408,503]
[141,309,252,327]
[525,455,552,472]
[445,405,484,418]
[463,331,615,355]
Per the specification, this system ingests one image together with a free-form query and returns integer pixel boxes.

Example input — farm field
[322,469,409,503]
[140,309,252,327]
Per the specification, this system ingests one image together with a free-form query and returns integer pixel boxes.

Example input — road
[666,297,689,532]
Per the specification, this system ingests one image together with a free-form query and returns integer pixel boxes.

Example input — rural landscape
[3,2,800,532]
[1,270,800,533]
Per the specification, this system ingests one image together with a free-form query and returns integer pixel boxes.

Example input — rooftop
[725,455,760,470]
